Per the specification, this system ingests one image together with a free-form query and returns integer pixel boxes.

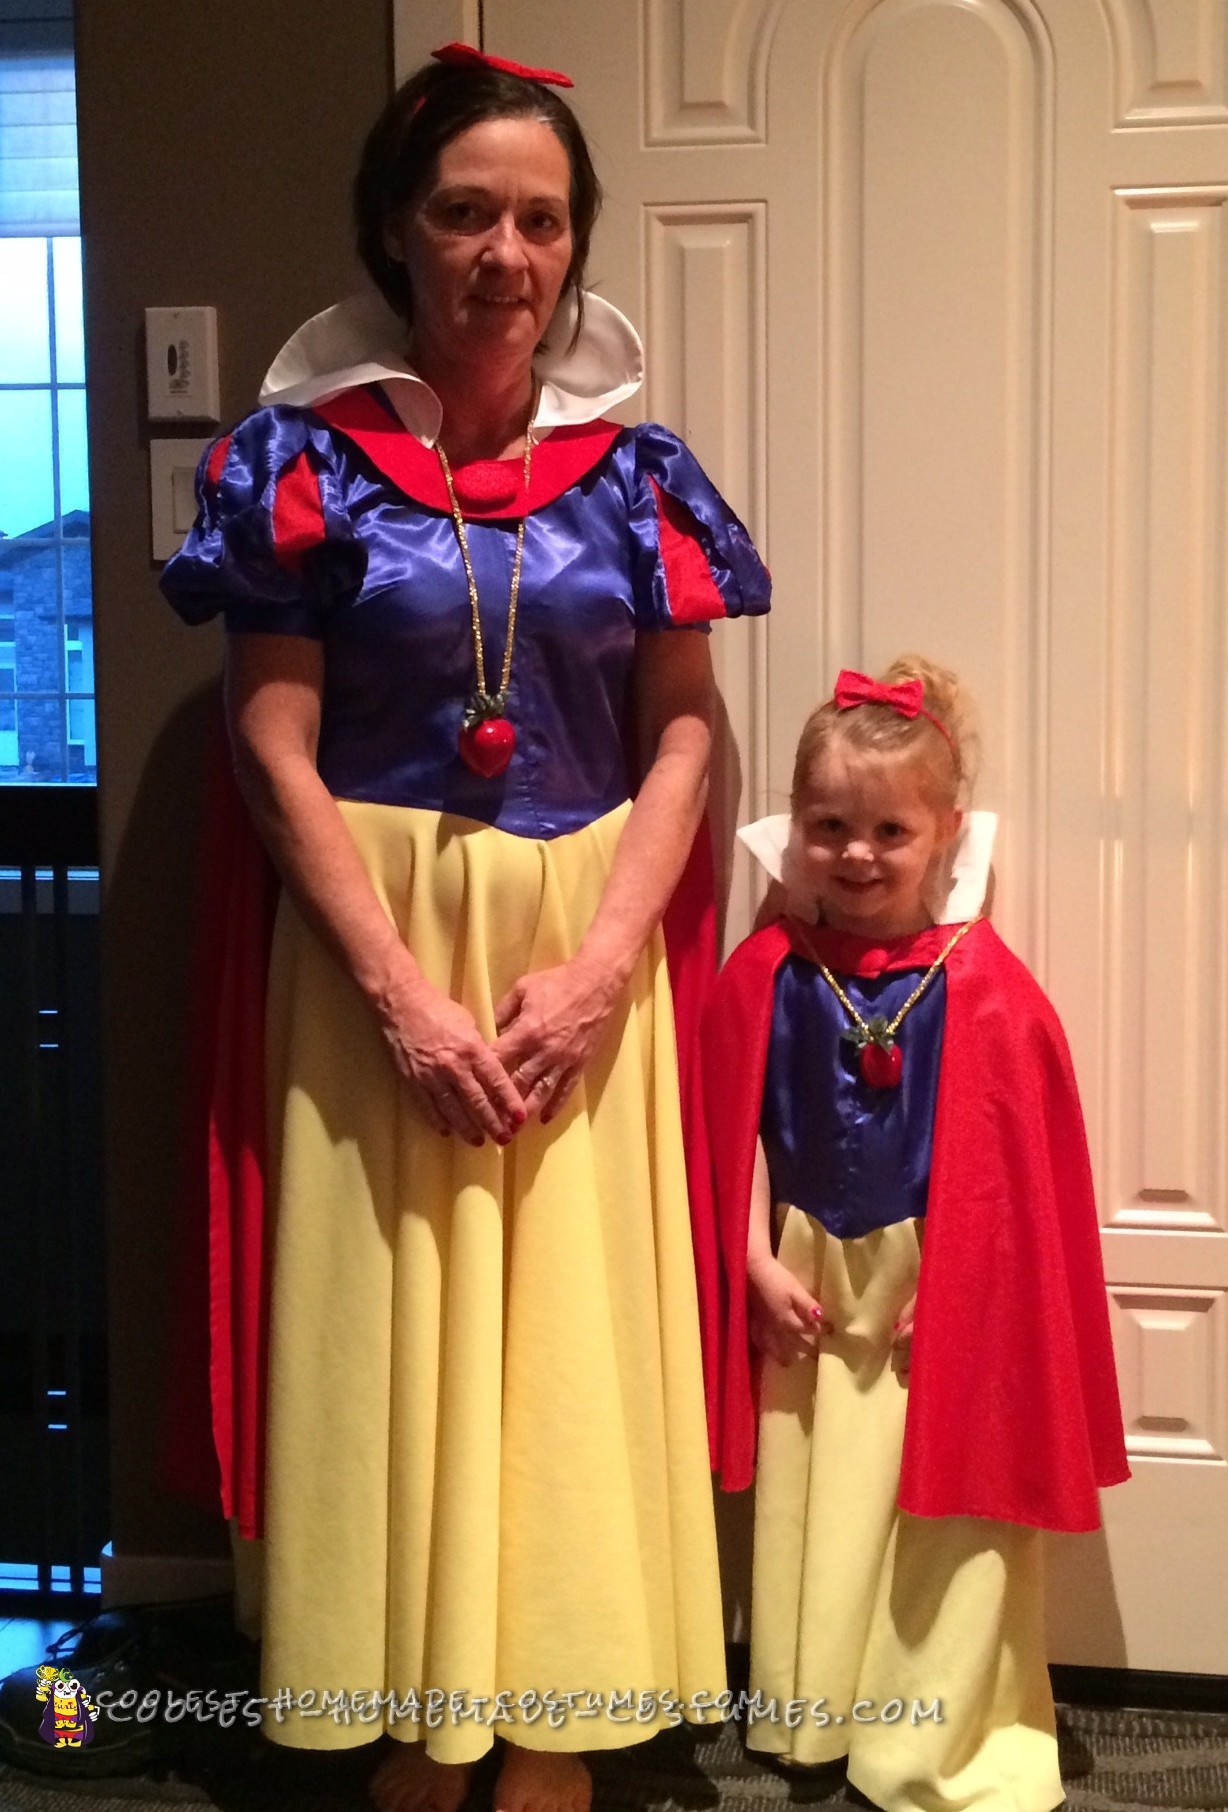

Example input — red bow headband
[431,41,574,88]
[832,669,957,763]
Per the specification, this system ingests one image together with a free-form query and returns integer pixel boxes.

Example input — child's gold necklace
[815,917,980,1089]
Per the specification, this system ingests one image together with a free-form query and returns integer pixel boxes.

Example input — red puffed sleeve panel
[161,406,366,635]
[627,422,770,631]
[649,479,730,624]
[270,449,327,574]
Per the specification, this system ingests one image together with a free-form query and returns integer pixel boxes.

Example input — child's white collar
[737,810,998,923]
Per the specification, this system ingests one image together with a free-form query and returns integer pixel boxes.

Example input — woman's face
[389,117,574,365]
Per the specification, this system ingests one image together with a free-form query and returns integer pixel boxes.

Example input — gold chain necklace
[436,410,536,779]
[815,917,980,1089]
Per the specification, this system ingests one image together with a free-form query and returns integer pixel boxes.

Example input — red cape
[697,917,1128,1532]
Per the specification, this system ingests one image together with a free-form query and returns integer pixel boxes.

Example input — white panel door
[403,0,1228,1673]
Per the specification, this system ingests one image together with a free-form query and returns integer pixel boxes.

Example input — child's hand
[747,1253,825,1366]
[892,1292,917,1374]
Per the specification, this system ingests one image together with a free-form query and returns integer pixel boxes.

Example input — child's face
[792,741,960,938]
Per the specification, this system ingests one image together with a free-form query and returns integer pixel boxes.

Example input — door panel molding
[643,0,788,145]
[1101,0,1228,128]
[1103,186,1228,1235]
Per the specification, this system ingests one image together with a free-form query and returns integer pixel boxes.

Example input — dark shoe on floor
[0,1648,158,1777]
[0,1596,256,1779]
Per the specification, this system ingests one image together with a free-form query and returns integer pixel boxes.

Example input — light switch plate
[150,436,210,563]
[145,306,220,421]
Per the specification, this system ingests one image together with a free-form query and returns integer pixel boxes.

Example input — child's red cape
[697,916,1129,1532]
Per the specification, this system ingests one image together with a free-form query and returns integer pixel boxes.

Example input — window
[0,1,105,1613]
[0,3,94,784]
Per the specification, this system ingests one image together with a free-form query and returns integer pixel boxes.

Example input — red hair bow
[833,670,924,716]
[432,41,574,88]
[832,668,957,759]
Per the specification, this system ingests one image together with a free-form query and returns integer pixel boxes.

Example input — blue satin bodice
[161,404,770,839]
[760,956,945,1238]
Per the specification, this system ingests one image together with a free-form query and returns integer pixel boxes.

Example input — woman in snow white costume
[699,660,1128,1812]
[161,45,769,1812]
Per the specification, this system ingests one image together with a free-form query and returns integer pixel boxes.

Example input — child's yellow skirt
[749,1208,1062,1812]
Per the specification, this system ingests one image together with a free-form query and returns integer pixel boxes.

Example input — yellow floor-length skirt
[748,1208,1062,1812]
[257,799,727,1758]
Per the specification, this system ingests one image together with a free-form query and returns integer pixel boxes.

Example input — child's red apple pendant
[858,1033,903,1089]
[844,1018,905,1089]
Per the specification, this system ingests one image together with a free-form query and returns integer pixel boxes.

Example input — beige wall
[76,1,391,1564]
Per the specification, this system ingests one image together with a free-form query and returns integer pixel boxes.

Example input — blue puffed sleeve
[627,422,770,631]
[159,406,367,636]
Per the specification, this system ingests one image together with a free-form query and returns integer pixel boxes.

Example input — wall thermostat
[145,306,220,422]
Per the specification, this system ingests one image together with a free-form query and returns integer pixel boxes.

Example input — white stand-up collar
[258,288,644,442]
[738,811,998,924]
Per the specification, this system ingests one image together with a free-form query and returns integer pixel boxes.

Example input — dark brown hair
[353,61,602,326]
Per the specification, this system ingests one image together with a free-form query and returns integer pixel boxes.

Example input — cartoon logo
[33,1664,100,1748]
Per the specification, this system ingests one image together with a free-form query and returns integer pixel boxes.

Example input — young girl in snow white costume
[701,659,1128,1812]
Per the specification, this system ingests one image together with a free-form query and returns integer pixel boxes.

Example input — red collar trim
[312,386,623,518]
[785,917,980,978]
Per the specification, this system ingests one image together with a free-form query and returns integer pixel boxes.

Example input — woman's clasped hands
[494,950,623,1126]
[375,954,620,1146]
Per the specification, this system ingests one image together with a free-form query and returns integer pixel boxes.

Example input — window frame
[0,15,94,788]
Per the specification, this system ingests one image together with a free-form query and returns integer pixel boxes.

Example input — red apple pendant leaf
[859,1038,903,1089]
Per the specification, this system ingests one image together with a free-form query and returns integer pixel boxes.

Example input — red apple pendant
[459,716,516,778]
[860,1039,903,1089]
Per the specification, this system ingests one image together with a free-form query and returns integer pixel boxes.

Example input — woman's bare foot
[369,1744,474,1812]
[493,1746,591,1812]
